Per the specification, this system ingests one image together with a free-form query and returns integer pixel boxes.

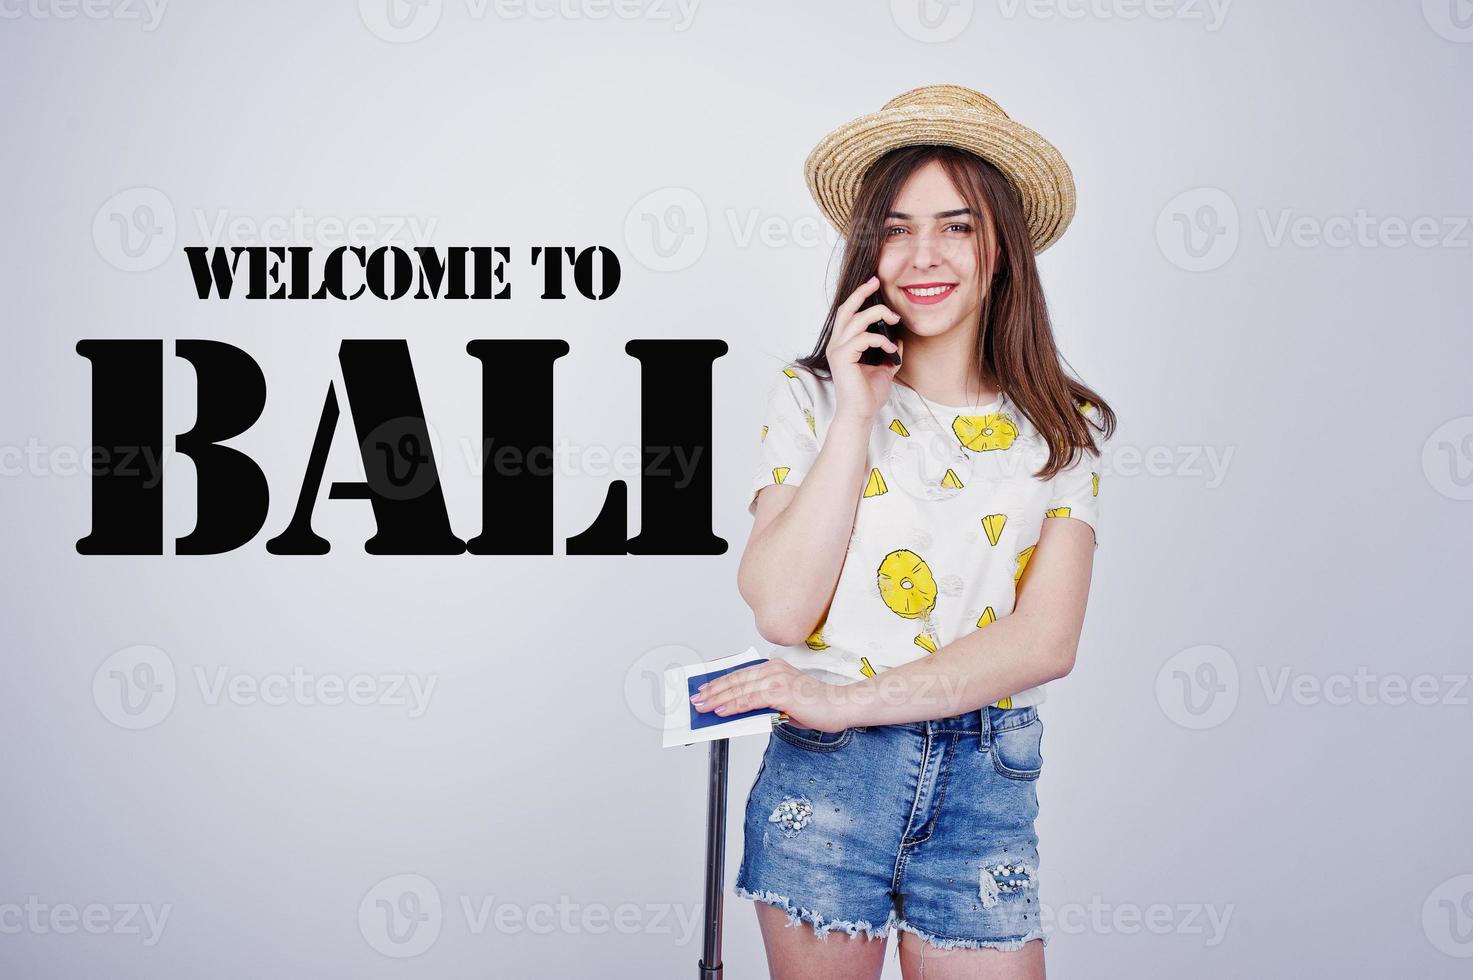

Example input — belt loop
[977,706,991,753]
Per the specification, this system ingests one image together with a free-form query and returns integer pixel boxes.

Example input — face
[875,159,998,340]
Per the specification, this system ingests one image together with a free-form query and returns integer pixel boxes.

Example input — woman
[692,85,1114,978]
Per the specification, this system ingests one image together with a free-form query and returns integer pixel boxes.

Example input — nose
[909,228,943,270]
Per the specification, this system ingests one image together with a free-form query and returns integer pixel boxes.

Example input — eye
[884,225,908,237]
[946,223,973,234]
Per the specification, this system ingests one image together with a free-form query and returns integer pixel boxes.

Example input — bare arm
[838,515,1097,725]
[737,275,905,647]
[737,411,876,647]
[696,513,1098,731]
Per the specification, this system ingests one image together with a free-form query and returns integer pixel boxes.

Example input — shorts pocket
[990,713,1044,780]
[773,722,856,753]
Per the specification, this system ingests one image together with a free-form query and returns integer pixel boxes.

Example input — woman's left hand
[690,659,855,732]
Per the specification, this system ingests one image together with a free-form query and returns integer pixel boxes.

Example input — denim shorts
[733,705,1049,952]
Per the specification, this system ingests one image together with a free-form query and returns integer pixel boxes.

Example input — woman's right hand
[826,275,903,425]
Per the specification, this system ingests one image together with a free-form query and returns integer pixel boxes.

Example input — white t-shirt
[747,362,1103,708]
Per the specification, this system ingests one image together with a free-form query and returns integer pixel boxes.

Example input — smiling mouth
[900,282,956,305]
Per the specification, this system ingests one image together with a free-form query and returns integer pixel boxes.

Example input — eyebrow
[884,208,973,220]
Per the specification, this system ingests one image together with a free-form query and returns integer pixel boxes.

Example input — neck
[894,328,997,407]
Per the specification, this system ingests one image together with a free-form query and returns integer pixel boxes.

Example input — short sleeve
[747,367,821,516]
[1044,441,1102,548]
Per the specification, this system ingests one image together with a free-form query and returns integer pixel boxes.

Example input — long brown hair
[794,144,1115,480]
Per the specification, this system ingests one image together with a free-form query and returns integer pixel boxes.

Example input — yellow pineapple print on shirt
[863,468,888,498]
[877,549,941,654]
[1014,544,1036,586]
[953,413,1019,452]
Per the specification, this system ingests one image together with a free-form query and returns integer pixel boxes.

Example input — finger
[709,675,774,715]
[840,328,901,365]
[693,663,765,706]
[841,304,900,343]
[834,306,900,353]
[834,275,882,326]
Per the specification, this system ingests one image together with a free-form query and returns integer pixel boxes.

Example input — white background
[2,0,1472,976]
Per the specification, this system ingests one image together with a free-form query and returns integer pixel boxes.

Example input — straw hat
[803,84,1077,253]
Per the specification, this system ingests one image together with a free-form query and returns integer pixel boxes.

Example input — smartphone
[857,294,902,367]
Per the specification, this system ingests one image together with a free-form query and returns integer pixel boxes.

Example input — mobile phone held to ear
[857,295,902,367]
[859,319,901,366]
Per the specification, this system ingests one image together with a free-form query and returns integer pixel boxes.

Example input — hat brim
[804,104,1076,253]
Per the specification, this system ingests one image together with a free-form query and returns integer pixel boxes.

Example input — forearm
[836,609,1072,727]
[741,413,874,642]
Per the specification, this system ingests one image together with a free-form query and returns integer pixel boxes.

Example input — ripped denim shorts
[733,705,1048,952]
